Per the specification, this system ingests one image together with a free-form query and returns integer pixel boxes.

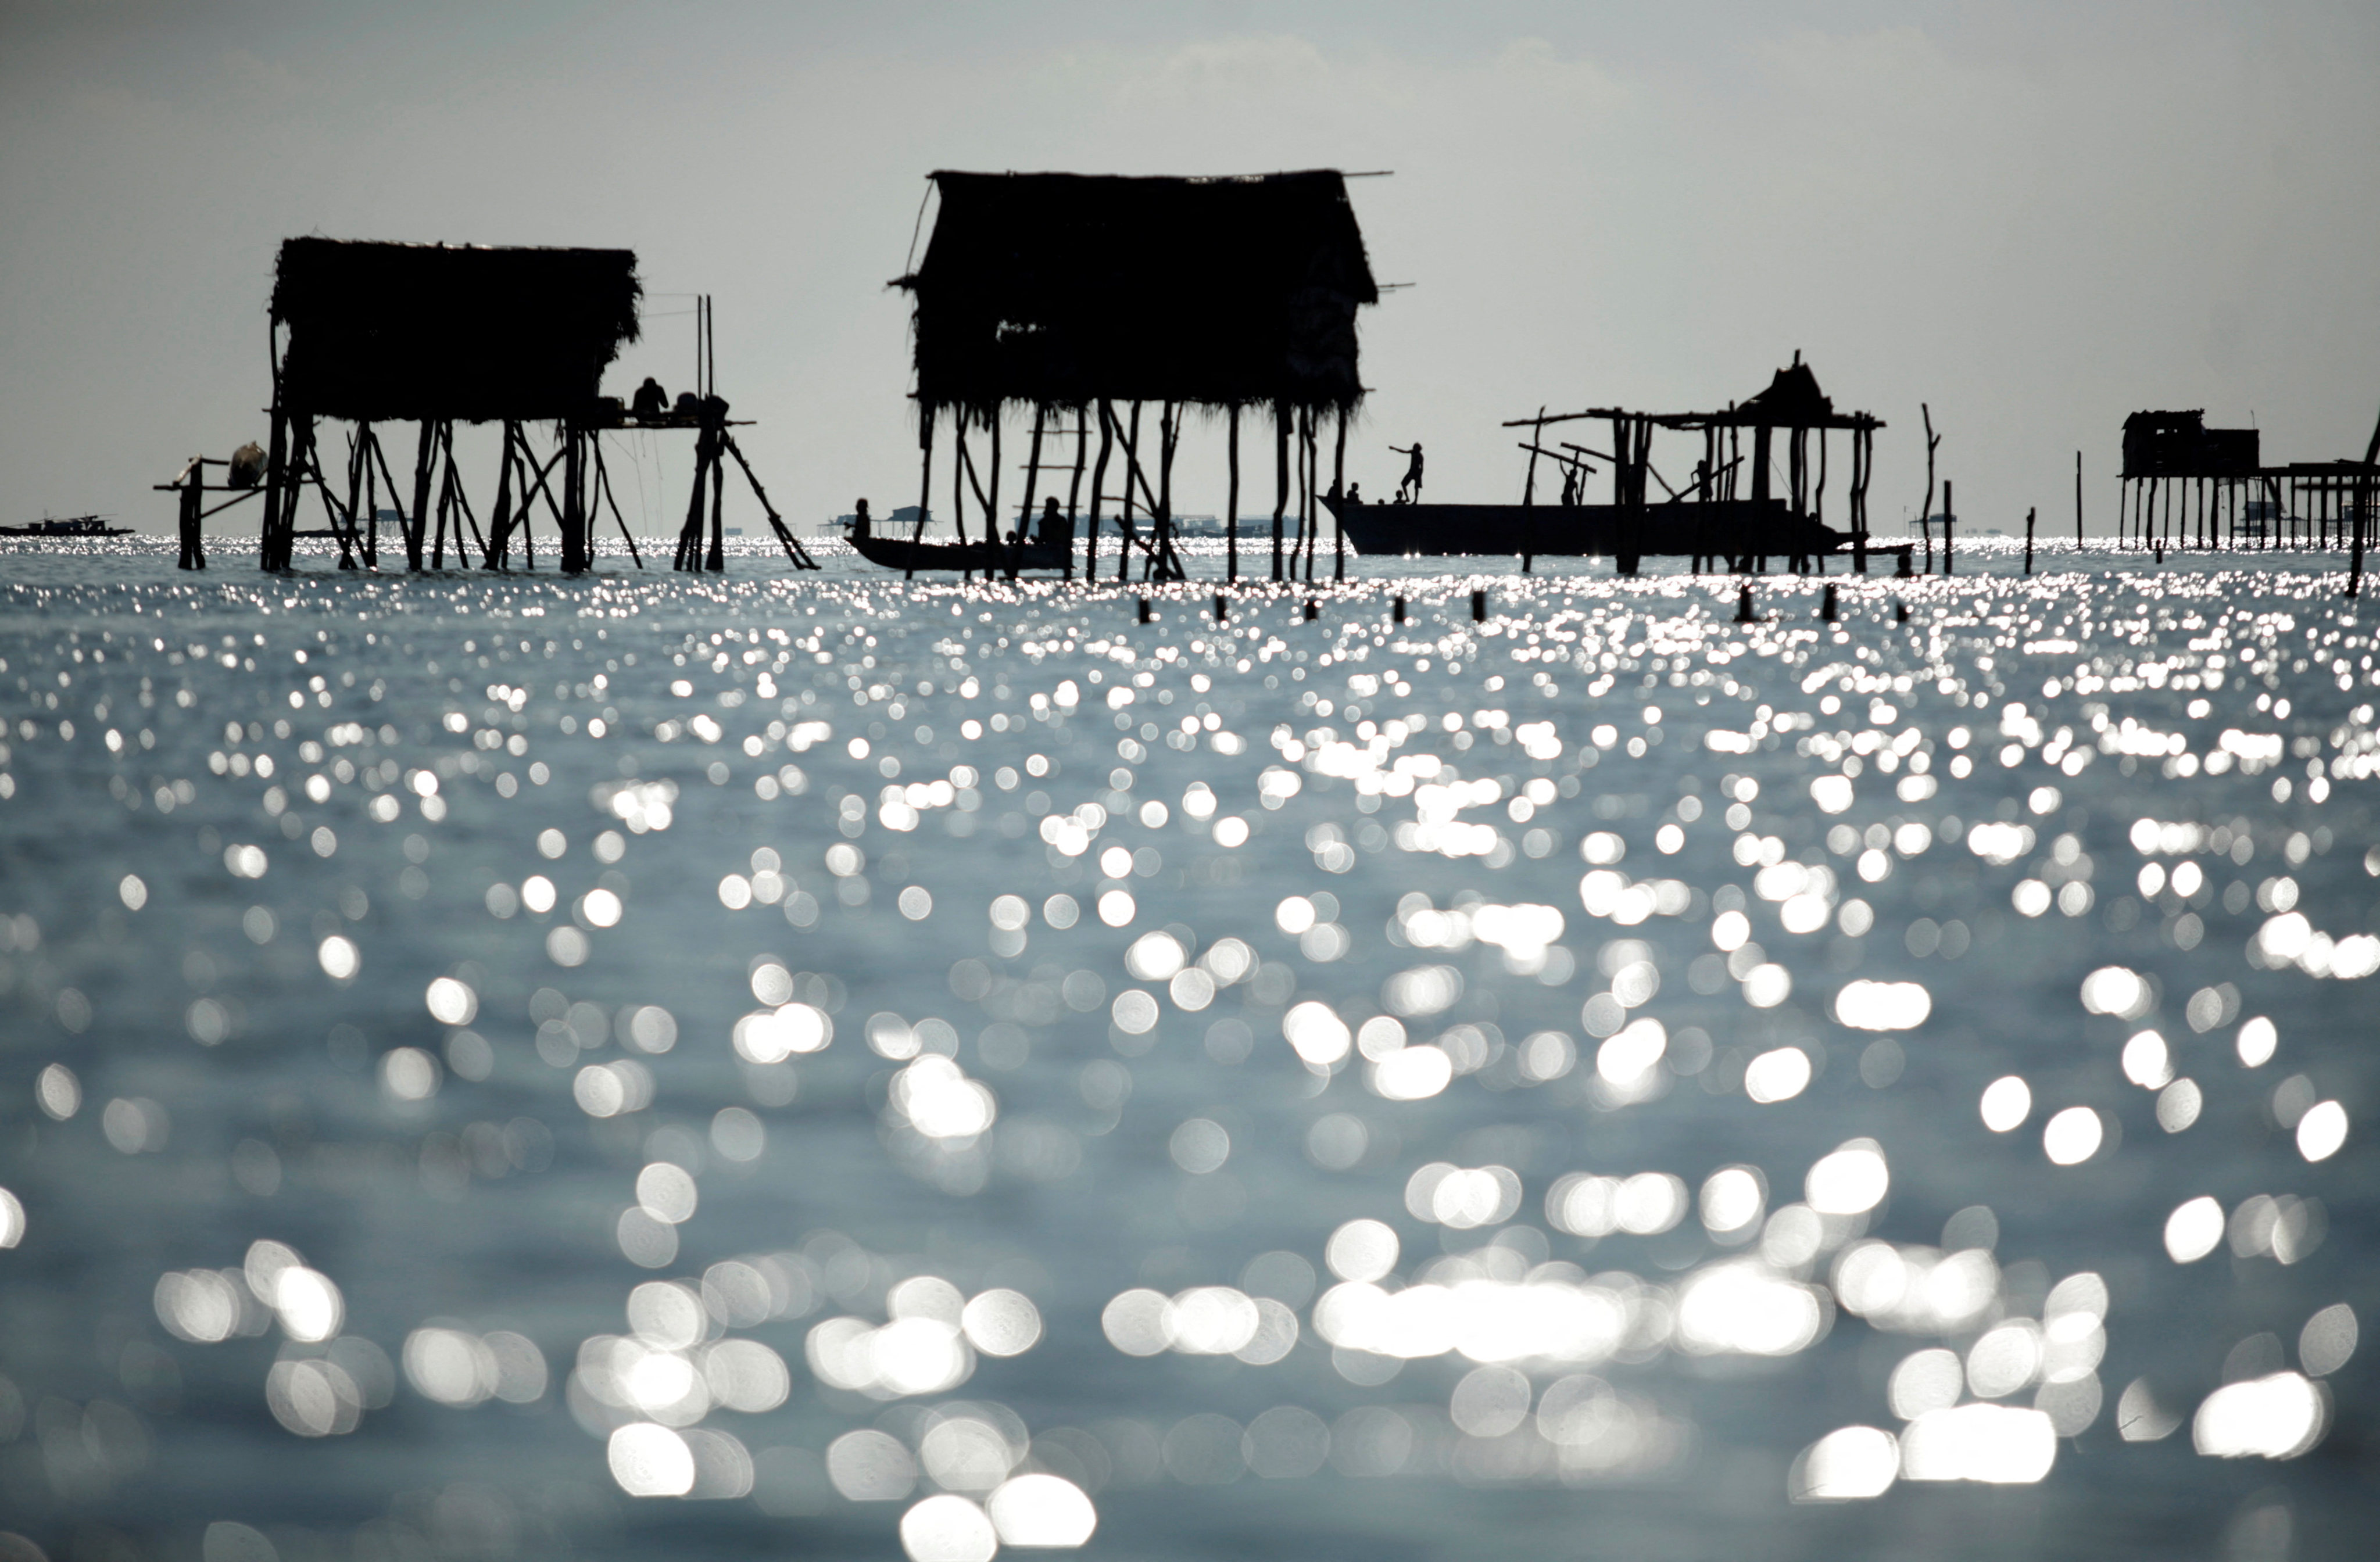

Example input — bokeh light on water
[0,537,2373,1560]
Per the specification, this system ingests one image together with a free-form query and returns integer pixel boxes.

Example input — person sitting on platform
[631,377,668,420]
[1390,441,1425,503]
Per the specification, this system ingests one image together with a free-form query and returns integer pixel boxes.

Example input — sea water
[0,538,2373,1562]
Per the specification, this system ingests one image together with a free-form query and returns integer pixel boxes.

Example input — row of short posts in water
[1125,582,1928,626]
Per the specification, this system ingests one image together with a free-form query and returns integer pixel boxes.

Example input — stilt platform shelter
[893,169,1381,583]
[2117,409,2377,553]
[1491,358,1889,575]
[172,238,811,574]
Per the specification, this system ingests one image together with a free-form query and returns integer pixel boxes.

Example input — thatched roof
[271,238,641,423]
[2123,410,2259,478]
[899,170,1379,414]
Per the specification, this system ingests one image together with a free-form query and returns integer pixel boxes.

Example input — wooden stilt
[1119,401,1141,584]
[488,421,521,569]
[1331,405,1347,582]
[1066,404,1086,584]
[706,413,726,571]
[954,407,972,583]
[1087,401,1111,582]
[1017,404,1049,583]
[1271,400,1289,584]
[988,408,1007,579]
[339,427,364,569]
[1226,404,1241,585]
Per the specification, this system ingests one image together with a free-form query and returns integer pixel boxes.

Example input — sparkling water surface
[2,537,2374,1562]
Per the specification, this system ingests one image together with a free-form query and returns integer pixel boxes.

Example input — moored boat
[2,514,133,539]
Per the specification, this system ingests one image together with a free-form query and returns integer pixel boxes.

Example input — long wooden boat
[847,531,1072,574]
[2,514,134,538]
[1326,496,1856,558]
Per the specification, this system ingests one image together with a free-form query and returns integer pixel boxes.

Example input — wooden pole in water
[1271,400,1289,583]
[1332,406,1348,583]
[1942,479,1954,576]
[2024,506,2036,573]
[1119,402,1141,584]
[2074,451,2083,550]
[1087,401,1112,582]
[1066,404,1086,584]
[1014,404,1043,582]
[705,408,727,572]
[1225,404,1241,585]
[953,409,974,583]
[1521,406,1544,575]
[987,408,1004,577]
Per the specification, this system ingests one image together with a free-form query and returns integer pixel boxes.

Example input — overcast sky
[5,0,2377,543]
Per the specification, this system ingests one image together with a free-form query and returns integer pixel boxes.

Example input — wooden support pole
[1154,400,1182,583]
[1015,403,1043,582]
[674,420,706,571]
[953,408,972,583]
[1521,407,1544,575]
[2074,451,2083,549]
[1332,404,1348,583]
[1271,399,1289,583]
[987,409,1004,578]
[1067,405,1086,584]
[706,414,726,571]
[1119,401,1141,584]
[1226,404,1241,585]
[488,421,522,569]
[2024,506,2036,574]
[1942,479,1955,576]
[339,426,364,570]
[1087,400,1111,582]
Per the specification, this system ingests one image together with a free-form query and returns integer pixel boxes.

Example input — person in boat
[848,499,872,539]
[1346,482,1362,506]
[1390,442,1425,502]
[631,377,668,419]
[1038,496,1072,546]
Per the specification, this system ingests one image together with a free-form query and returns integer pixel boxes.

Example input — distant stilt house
[890,169,1382,583]
[2118,409,2377,552]
[202,238,811,575]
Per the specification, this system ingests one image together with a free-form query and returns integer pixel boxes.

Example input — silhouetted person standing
[1390,442,1424,503]
[849,498,872,539]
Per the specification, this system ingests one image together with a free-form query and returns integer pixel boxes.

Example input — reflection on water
[0,538,2373,1560]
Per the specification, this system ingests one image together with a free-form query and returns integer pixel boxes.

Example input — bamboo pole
[1119,401,1141,584]
[1521,407,1544,575]
[1226,404,1241,585]
[987,409,1004,578]
[909,404,934,582]
[1066,405,1086,585]
[1015,404,1044,582]
[1271,400,1289,583]
[1087,401,1112,582]
[1332,405,1348,582]
[339,427,364,570]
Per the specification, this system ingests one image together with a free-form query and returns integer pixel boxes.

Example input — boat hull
[1327,498,1853,559]
[848,532,1071,574]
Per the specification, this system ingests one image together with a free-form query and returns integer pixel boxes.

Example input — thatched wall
[271,239,642,423]
[901,171,1378,414]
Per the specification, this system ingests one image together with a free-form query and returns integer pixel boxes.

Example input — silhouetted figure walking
[1390,441,1425,503]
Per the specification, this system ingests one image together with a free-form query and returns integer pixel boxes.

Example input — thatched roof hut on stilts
[232,238,811,575]
[891,170,1380,584]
